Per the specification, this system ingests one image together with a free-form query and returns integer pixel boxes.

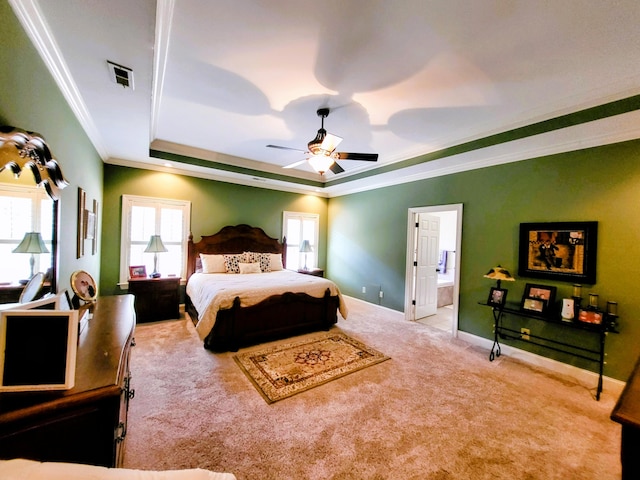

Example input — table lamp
[145,235,168,278]
[483,265,515,289]
[299,240,313,271]
[13,232,49,282]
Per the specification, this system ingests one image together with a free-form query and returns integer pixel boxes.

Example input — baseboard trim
[343,295,405,318]
[457,330,625,397]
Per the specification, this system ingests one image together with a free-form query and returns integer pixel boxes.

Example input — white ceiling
[10,0,640,197]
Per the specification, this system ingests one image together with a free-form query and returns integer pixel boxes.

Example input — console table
[481,301,618,400]
[0,295,136,467]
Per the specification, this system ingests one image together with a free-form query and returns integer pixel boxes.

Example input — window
[0,184,53,283]
[282,211,319,270]
[120,195,191,284]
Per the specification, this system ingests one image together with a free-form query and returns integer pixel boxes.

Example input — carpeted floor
[123,297,622,479]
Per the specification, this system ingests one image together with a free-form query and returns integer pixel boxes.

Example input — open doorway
[404,204,463,336]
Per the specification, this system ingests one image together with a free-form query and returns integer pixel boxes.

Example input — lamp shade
[484,265,515,288]
[299,240,313,253]
[144,235,168,253]
[307,154,334,174]
[13,232,49,254]
[483,265,515,282]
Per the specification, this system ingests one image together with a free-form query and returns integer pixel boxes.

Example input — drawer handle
[115,422,127,442]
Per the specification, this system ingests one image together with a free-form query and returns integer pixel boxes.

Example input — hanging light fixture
[307,154,334,175]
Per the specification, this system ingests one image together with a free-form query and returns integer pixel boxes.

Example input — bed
[185,224,347,351]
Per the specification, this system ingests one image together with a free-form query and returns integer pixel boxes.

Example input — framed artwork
[129,265,147,279]
[520,283,557,316]
[487,287,508,308]
[84,210,95,240]
[77,188,98,257]
[91,199,98,255]
[518,222,598,284]
[77,188,86,258]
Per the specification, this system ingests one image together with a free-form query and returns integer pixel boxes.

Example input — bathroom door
[415,213,440,319]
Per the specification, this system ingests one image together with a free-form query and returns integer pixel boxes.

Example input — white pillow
[200,254,226,273]
[269,253,283,271]
[239,262,261,274]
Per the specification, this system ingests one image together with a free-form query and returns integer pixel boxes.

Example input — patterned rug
[233,332,390,403]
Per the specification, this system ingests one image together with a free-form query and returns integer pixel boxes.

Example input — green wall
[328,139,640,381]
[101,164,328,296]
[0,0,103,294]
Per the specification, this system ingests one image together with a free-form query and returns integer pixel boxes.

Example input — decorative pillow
[242,251,260,264]
[200,254,226,273]
[242,251,273,272]
[223,254,243,274]
[238,262,261,274]
[258,253,271,272]
[269,253,283,271]
[195,257,203,273]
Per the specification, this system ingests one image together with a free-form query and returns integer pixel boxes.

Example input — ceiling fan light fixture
[308,128,326,154]
[308,154,334,174]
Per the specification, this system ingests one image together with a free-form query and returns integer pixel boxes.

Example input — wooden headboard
[187,224,286,278]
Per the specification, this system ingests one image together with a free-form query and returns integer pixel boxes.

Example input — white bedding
[186,270,348,340]
[0,458,236,480]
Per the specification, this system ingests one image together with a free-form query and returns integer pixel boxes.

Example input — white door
[415,213,440,319]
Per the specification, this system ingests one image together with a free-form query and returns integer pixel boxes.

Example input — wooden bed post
[187,232,195,279]
[282,236,287,269]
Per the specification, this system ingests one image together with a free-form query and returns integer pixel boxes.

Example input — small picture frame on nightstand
[129,265,147,279]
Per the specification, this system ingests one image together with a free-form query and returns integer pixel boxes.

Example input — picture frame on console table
[520,283,557,316]
[487,287,508,308]
[518,221,597,284]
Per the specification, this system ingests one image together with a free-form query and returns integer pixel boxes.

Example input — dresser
[0,295,136,467]
[611,355,640,479]
[128,276,180,322]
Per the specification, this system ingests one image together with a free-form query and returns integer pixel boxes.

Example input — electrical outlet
[362,286,366,294]
[379,291,384,298]
[521,328,530,340]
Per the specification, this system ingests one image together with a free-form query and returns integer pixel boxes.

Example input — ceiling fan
[266,108,378,174]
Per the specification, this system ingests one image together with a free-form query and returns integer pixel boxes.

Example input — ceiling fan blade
[283,159,307,169]
[329,162,345,174]
[336,152,378,162]
[266,144,306,153]
[319,133,343,153]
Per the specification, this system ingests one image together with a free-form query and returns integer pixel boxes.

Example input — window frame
[282,211,319,271]
[0,183,53,282]
[119,195,191,286]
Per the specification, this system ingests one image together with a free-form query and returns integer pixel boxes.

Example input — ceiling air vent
[107,61,134,90]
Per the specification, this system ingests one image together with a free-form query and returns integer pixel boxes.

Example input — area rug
[233,332,390,403]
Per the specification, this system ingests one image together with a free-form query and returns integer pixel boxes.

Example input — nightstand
[298,268,324,277]
[127,276,180,323]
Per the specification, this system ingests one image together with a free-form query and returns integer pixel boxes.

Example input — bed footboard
[201,288,338,352]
